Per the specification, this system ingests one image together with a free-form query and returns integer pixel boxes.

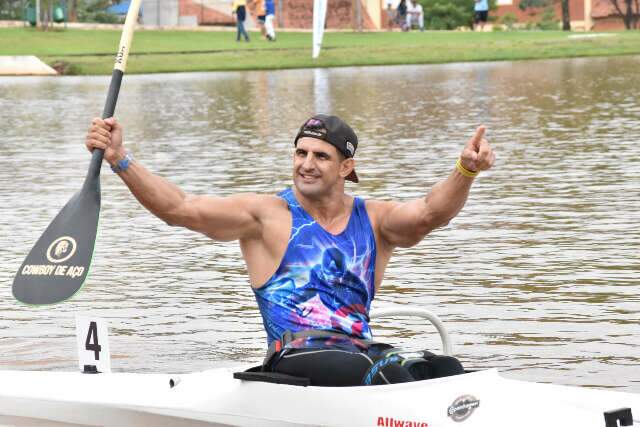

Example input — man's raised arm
[85,117,263,242]
[377,126,495,248]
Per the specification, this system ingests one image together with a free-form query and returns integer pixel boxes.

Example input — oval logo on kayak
[46,236,77,263]
[447,395,480,422]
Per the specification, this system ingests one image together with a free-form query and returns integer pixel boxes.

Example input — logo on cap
[303,130,325,138]
[306,118,323,127]
[345,141,355,156]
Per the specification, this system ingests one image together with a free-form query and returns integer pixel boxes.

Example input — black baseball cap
[294,114,359,183]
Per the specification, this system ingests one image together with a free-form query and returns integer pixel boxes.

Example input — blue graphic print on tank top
[253,188,377,347]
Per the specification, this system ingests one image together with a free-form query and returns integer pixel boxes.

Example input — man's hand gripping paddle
[12,0,142,305]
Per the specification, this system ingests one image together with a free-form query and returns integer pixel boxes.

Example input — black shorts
[257,15,266,24]
[269,347,464,386]
[475,10,488,23]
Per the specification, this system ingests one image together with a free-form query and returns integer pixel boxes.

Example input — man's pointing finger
[469,126,486,150]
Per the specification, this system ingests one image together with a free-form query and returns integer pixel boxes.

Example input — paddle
[12,0,142,305]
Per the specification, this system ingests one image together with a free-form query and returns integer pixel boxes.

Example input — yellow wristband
[456,158,479,178]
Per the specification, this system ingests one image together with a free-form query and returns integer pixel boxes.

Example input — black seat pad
[233,366,310,387]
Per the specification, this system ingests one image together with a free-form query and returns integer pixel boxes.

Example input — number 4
[85,321,102,360]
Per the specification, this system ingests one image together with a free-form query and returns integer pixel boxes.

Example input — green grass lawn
[2,27,640,75]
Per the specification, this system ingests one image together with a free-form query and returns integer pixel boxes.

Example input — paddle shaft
[87,0,142,185]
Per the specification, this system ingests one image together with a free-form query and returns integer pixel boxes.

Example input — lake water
[0,56,638,392]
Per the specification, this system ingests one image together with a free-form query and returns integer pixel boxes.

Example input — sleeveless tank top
[253,188,377,346]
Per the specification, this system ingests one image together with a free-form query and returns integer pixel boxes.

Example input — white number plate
[75,315,111,373]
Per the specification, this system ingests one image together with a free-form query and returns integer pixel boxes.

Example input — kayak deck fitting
[0,307,637,426]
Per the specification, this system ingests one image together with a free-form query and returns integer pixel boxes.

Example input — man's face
[293,137,351,198]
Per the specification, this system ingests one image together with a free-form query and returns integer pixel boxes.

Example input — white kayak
[0,366,638,427]
[0,308,637,427]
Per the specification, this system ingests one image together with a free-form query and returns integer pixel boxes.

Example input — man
[232,0,250,42]
[406,0,424,32]
[396,0,408,30]
[264,0,276,41]
[474,0,489,31]
[85,114,495,386]
[384,0,395,29]
[255,0,267,39]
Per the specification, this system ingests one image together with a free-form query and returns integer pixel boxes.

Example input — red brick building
[493,0,636,31]
[177,0,380,30]
[160,0,635,31]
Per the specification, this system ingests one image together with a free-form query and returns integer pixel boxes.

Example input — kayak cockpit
[233,306,458,387]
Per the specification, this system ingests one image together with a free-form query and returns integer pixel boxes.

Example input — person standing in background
[406,0,424,31]
[256,0,267,39]
[264,0,276,41]
[384,0,395,29]
[396,0,408,31]
[473,0,489,31]
[232,0,250,42]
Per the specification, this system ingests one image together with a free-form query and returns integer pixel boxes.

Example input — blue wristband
[110,152,134,173]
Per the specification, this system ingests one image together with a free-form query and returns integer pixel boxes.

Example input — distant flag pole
[312,0,328,59]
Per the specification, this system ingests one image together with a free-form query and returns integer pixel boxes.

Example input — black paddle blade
[13,180,100,305]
